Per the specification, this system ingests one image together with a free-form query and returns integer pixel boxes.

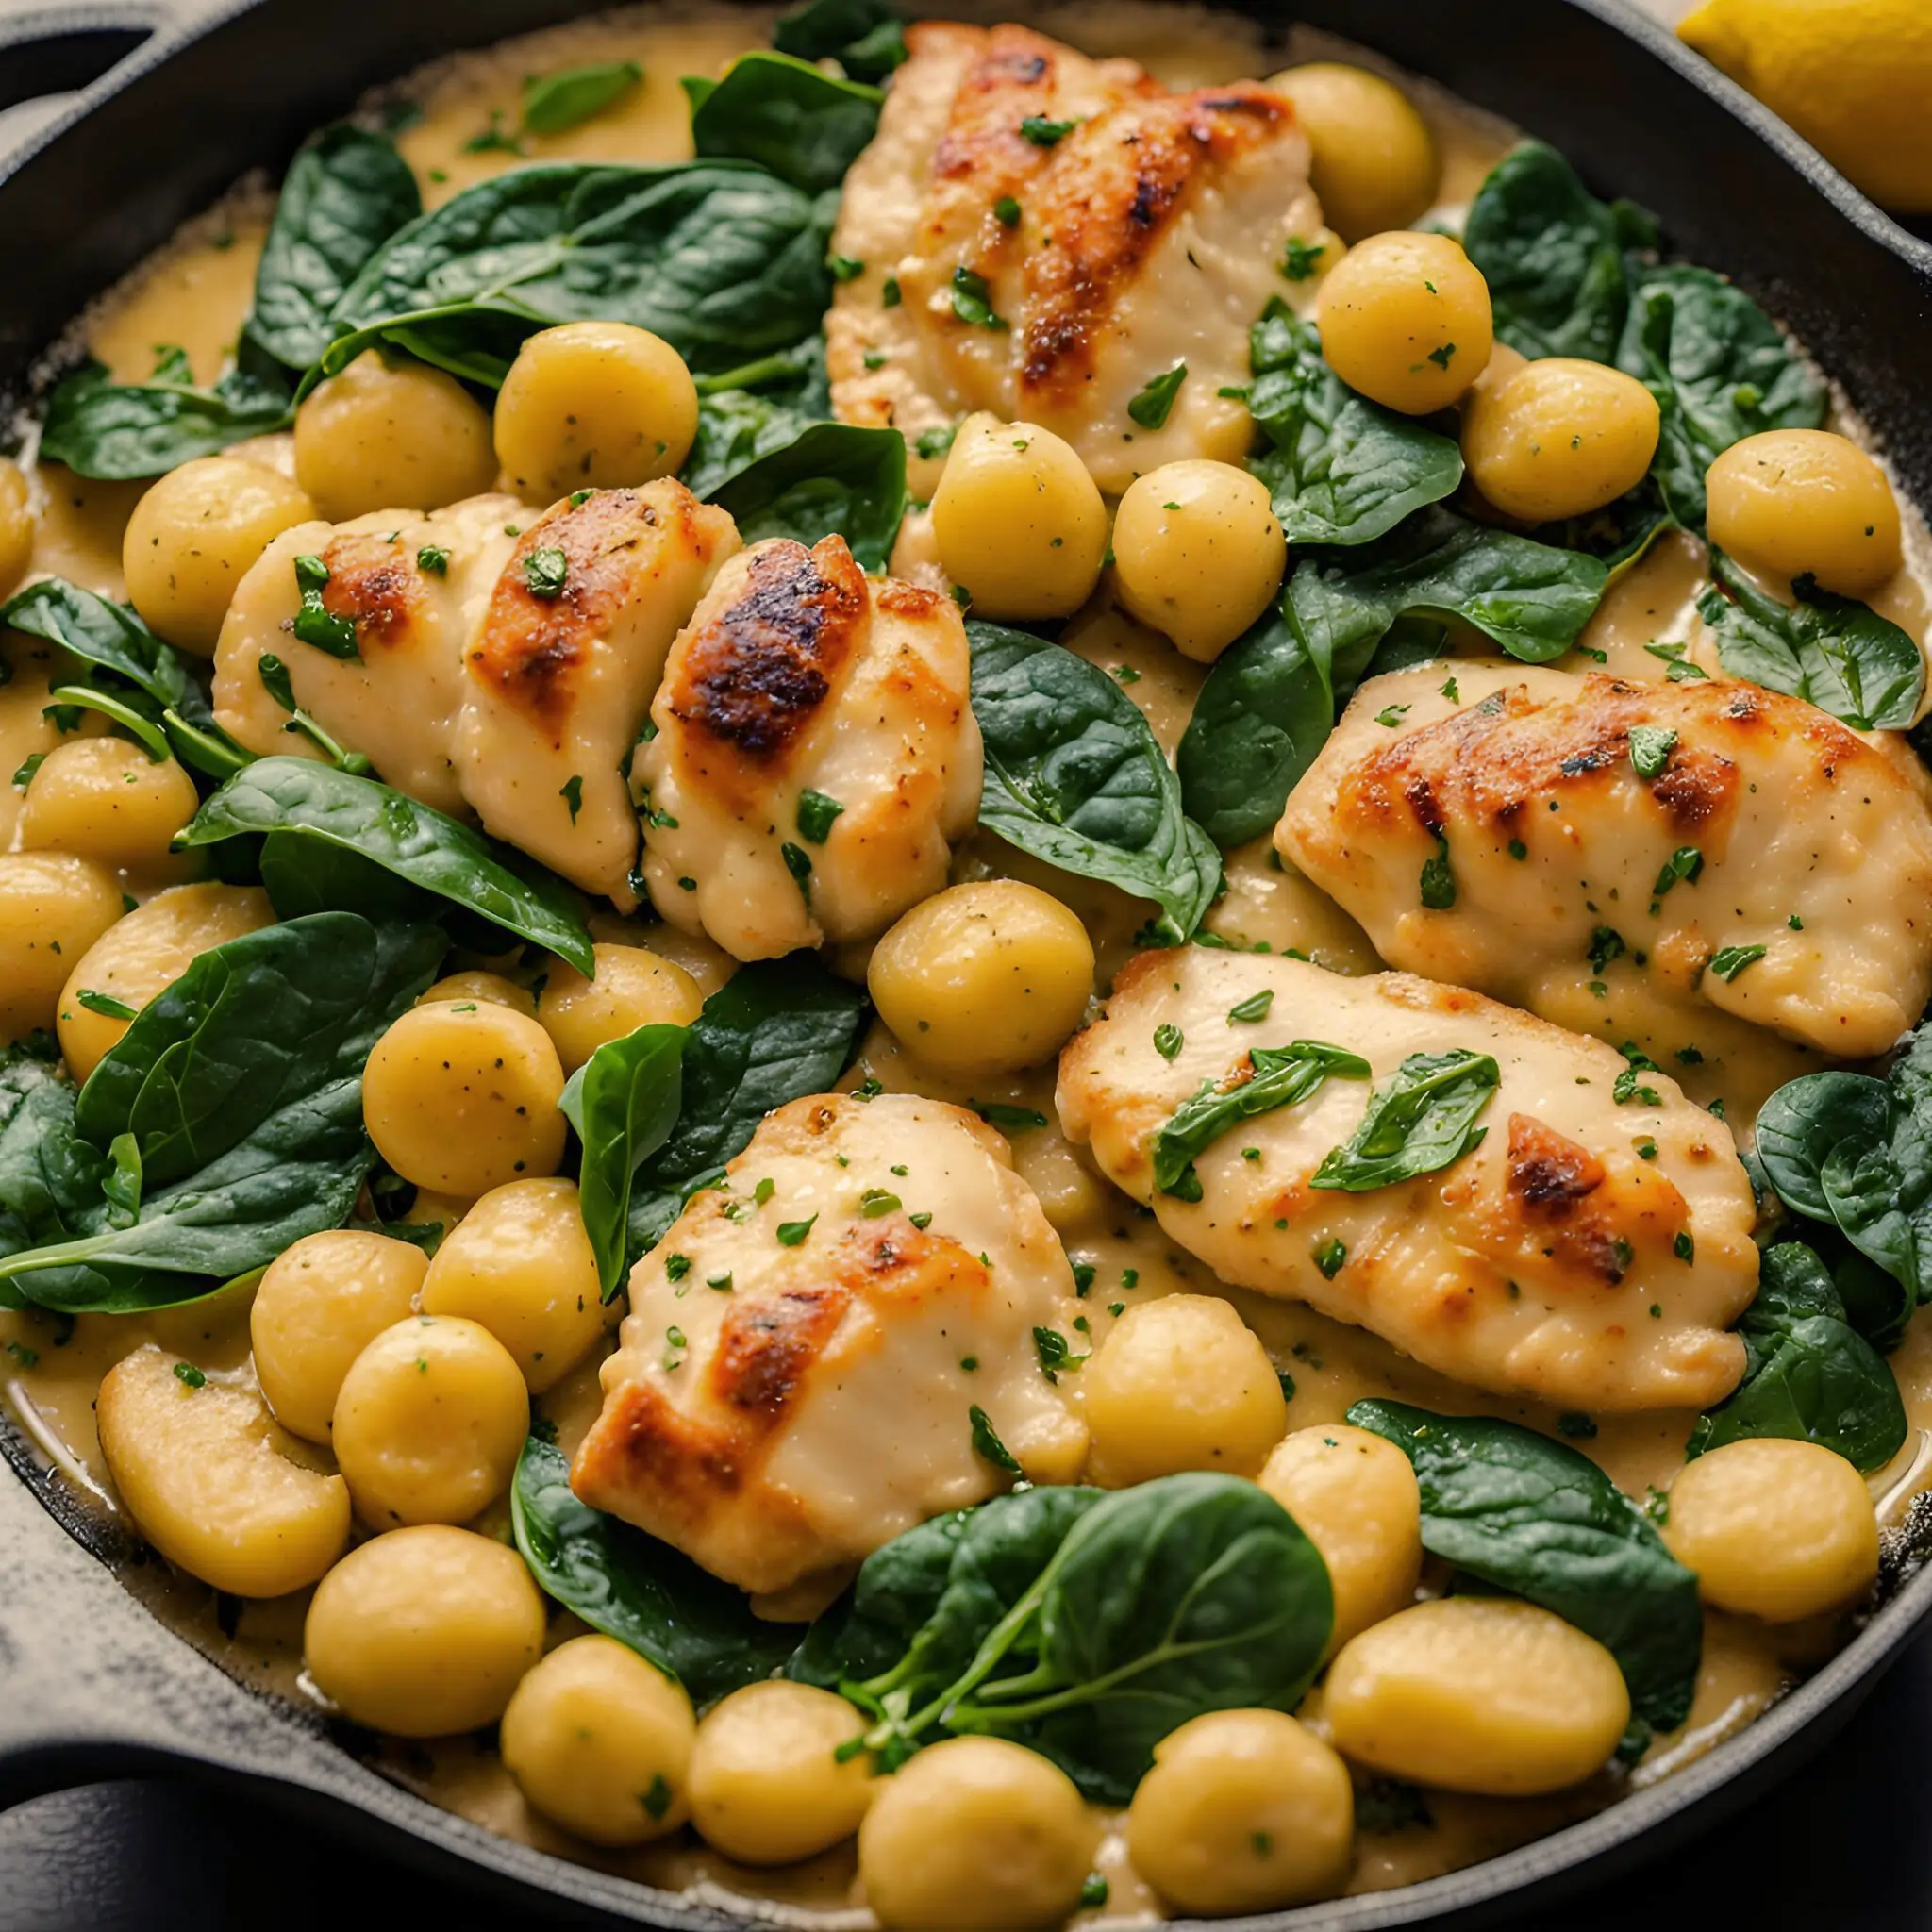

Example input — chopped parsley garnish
[1375,704,1410,727]
[950,266,1008,330]
[780,841,813,903]
[1127,362,1187,430]
[1228,990,1274,1024]
[1707,943,1767,982]
[1644,641,1707,682]
[993,195,1021,226]
[76,990,138,1020]
[1614,1041,1663,1106]
[664,1254,691,1282]
[1154,1023,1184,1061]
[828,254,865,282]
[1280,235,1325,281]
[416,543,450,575]
[1507,838,1528,860]
[1313,1238,1347,1279]
[859,1189,901,1218]
[1020,114,1077,144]
[1032,1324,1085,1382]
[1674,1231,1695,1262]
[1628,724,1676,779]
[915,423,958,460]
[1654,845,1704,897]
[291,554,358,659]
[775,1215,817,1247]
[173,1361,207,1389]
[1419,836,1456,910]
[522,547,569,599]
[558,774,583,824]
[881,276,902,308]
[969,1403,1023,1472]
[974,1102,1049,1133]
[1588,926,1625,974]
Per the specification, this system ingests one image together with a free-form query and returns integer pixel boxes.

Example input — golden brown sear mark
[319,532,426,652]
[1504,1113,1629,1283]
[713,1285,848,1420]
[670,536,868,760]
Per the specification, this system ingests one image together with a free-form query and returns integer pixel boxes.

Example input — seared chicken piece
[215,484,738,904]
[1276,662,1932,1061]
[452,485,739,905]
[1058,950,1758,1412]
[828,23,1319,493]
[636,534,982,960]
[214,495,521,814]
[572,1092,1089,1593]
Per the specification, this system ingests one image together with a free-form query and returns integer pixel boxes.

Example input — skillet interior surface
[3,2,1931,1926]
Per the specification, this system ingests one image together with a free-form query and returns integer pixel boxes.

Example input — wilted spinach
[1244,302,1461,546]
[710,421,907,570]
[772,0,908,84]
[38,355,295,483]
[558,1024,685,1298]
[969,621,1222,940]
[1350,1399,1702,1740]
[1695,551,1921,730]
[795,1474,1334,1801]
[625,958,869,1258]
[1687,1244,1907,1472]
[0,1040,108,1309]
[690,51,883,194]
[1311,1050,1500,1191]
[318,160,835,387]
[523,61,643,137]
[512,1438,798,1705]
[0,915,442,1312]
[176,757,595,974]
[1,577,190,708]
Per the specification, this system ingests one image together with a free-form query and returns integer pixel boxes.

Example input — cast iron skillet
[3,3,1932,1925]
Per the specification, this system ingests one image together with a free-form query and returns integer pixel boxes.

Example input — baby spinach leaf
[1153,1041,1370,1200]
[38,357,294,481]
[320,160,835,387]
[0,577,190,707]
[1283,510,1609,689]
[683,339,832,490]
[558,1024,686,1298]
[176,757,595,974]
[0,917,443,1312]
[708,421,907,572]
[512,1438,798,1705]
[789,1508,974,1692]
[0,1039,107,1310]
[1615,265,1824,530]
[248,124,422,373]
[772,0,908,85]
[691,51,883,195]
[969,621,1223,941]
[1349,1398,1702,1738]
[1687,1245,1906,1472]
[625,958,869,1257]
[1462,142,1640,363]
[1695,551,1921,730]
[1311,1049,1500,1191]
[1245,302,1461,546]
[1532,477,1674,582]
[523,61,643,136]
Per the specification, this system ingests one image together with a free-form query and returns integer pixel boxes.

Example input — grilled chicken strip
[1275,661,1932,1061]
[1057,949,1758,1413]
[213,482,740,904]
[827,22,1320,493]
[572,1091,1089,1593]
[636,534,983,960]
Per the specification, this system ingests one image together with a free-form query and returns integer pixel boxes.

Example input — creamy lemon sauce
[5,4,1932,1920]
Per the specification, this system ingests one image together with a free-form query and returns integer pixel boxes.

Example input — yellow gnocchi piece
[16,737,201,878]
[536,941,703,1074]
[0,853,125,1043]
[1460,357,1661,522]
[1706,428,1904,596]
[1266,63,1441,242]
[1317,230,1492,414]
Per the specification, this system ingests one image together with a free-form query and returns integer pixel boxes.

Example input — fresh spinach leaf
[1615,264,1824,530]
[837,1474,1333,1802]
[523,61,643,137]
[772,0,908,85]
[1532,477,1674,581]
[1462,142,1640,363]
[708,421,907,572]
[38,357,294,482]
[0,916,442,1312]
[1349,1398,1702,1738]
[1311,1049,1500,1191]
[1245,302,1461,546]
[0,577,190,707]
[1695,550,1921,730]
[625,958,869,1255]
[512,1438,797,1705]
[0,1039,107,1310]
[248,124,422,372]
[1153,1041,1370,1200]
[683,339,831,486]
[1687,1245,1907,1472]
[320,160,835,388]
[175,757,595,974]
[1283,510,1610,690]
[558,1024,686,1298]
[969,621,1222,941]
[690,51,883,195]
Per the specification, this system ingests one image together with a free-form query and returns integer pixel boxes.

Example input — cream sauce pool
[3,3,1931,1921]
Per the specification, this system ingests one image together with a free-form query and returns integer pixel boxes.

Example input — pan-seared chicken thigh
[635,534,983,960]
[827,23,1320,492]
[571,1092,1089,1593]
[1275,662,1932,1061]
[1057,949,1758,1413]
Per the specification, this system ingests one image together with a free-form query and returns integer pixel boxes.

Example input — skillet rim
[2,2,1931,1926]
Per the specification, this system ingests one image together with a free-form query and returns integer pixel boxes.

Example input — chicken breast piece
[572,1092,1088,1593]
[828,22,1319,494]
[636,534,982,960]
[214,495,522,814]
[1276,661,1932,1061]
[1058,950,1757,1412]
[453,483,740,907]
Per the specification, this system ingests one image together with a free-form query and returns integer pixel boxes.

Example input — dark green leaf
[969,621,1222,940]
[512,1438,796,1704]
[1244,303,1461,546]
[1127,363,1187,430]
[1695,551,1921,730]
[175,758,595,974]
[1628,724,1676,779]
[38,358,293,481]
[1311,1049,1499,1191]
[771,0,908,85]
[0,1040,107,1309]
[1349,1398,1702,1735]
[691,51,882,195]
[523,61,643,137]
[1153,1041,1369,1197]
[558,1025,686,1298]
[0,578,189,707]
[708,421,907,572]
[950,267,1007,332]
[1687,1245,1906,1472]
[969,1403,1023,1474]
